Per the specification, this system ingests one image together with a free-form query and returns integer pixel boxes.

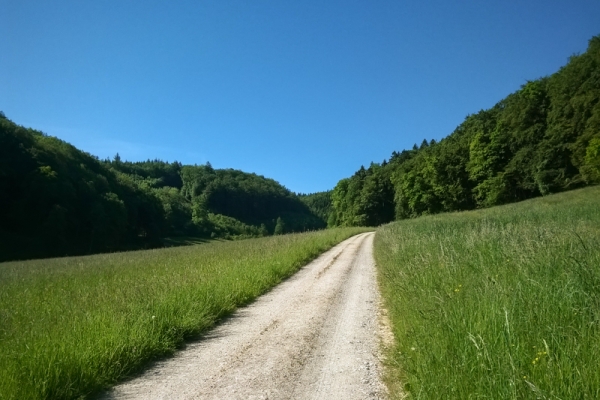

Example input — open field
[375,185,600,399]
[0,227,370,399]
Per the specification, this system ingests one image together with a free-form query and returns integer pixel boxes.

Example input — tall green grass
[375,186,600,399]
[0,227,370,399]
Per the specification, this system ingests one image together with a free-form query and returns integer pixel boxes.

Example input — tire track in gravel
[102,232,389,400]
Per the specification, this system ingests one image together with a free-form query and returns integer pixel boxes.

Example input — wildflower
[531,350,547,365]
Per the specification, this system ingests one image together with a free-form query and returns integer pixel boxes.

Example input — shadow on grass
[162,236,212,247]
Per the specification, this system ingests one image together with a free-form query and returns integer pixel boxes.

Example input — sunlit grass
[375,186,600,399]
[0,227,371,399]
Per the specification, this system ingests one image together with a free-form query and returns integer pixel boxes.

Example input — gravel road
[103,232,390,399]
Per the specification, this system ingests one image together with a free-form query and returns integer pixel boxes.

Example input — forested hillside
[298,191,333,223]
[329,34,600,226]
[0,116,324,261]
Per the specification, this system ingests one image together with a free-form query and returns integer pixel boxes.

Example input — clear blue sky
[2,1,599,194]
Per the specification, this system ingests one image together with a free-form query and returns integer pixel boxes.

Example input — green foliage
[153,187,194,236]
[207,213,266,239]
[582,137,600,183]
[0,227,369,399]
[0,118,166,261]
[375,186,600,399]
[330,164,395,227]
[331,34,600,224]
[274,216,285,235]
[107,158,183,189]
[298,191,332,223]
[1,119,325,261]
[179,165,325,235]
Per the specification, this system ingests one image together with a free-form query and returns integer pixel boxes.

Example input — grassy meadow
[0,227,370,399]
[375,185,600,399]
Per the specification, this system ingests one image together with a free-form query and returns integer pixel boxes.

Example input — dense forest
[328,34,600,227]
[0,116,325,261]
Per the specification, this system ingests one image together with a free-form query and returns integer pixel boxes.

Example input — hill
[0,116,324,262]
[329,34,600,226]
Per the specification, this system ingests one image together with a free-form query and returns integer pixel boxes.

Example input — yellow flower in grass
[532,350,548,365]
[532,357,539,365]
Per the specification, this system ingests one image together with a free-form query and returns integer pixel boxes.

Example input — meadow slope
[375,185,600,399]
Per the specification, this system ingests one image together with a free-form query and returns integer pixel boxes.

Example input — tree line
[329,34,600,227]
[0,117,325,262]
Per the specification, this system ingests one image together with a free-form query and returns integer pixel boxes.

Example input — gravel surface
[103,232,389,399]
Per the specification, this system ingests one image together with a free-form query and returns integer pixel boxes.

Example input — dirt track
[103,232,389,399]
